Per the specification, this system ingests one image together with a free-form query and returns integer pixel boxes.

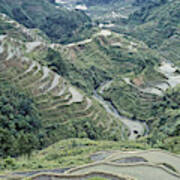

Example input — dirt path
[65,39,92,48]
[24,61,36,74]
[65,29,112,48]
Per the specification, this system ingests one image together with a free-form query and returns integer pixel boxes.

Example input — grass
[0,138,150,173]
[0,7,180,180]
[0,29,127,159]
[60,31,161,95]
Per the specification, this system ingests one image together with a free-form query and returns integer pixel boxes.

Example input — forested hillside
[0,0,93,44]
[0,80,42,157]
[127,0,180,48]
[0,0,180,179]
[0,14,123,158]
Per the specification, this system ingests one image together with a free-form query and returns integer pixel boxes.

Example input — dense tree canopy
[0,0,92,44]
[0,80,42,157]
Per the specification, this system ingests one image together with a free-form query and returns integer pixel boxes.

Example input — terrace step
[68,162,180,180]
[45,74,60,93]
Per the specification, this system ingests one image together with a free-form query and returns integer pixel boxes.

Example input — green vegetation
[101,77,180,151]
[0,80,42,158]
[0,138,149,172]
[59,32,160,94]
[31,25,179,153]
[94,0,180,150]
[127,0,180,48]
[0,0,180,178]
[0,0,93,44]
[0,23,124,160]
[42,48,67,76]
[109,0,180,66]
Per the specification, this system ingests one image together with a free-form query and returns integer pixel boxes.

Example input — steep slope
[55,0,138,21]
[0,0,93,44]
[0,2,179,178]
[0,14,125,154]
[109,0,180,67]
[127,0,180,47]
[98,0,180,65]
[59,30,161,93]
[103,0,180,144]
[54,25,180,149]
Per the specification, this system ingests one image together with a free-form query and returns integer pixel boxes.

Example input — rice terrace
[0,0,179,180]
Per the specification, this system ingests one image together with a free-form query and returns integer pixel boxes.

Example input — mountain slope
[2,139,180,179]
[0,14,124,158]
[0,0,93,44]
[0,1,180,178]
[109,0,180,67]
[127,0,180,47]
[55,22,180,150]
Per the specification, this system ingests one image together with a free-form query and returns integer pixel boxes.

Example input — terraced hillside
[63,150,180,180]
[0,0,180,180]
[111,0,180,66]
[4,141,179,180]
[54,22,180,150]
[60,29,161,93]
[3,6,177,145]
[20,28,159,140]
[0,7,179,144]
[1,41,120,143]
[59,30,157,120]
[0,14,129,153]
[101,59,180,118]
[98,61,180,150]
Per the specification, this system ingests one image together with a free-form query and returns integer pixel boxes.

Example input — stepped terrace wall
[30,171,134,180]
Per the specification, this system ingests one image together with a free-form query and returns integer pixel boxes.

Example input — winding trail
[93,82,148,140]
[65,29,111,48]
[65,39,92,48]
